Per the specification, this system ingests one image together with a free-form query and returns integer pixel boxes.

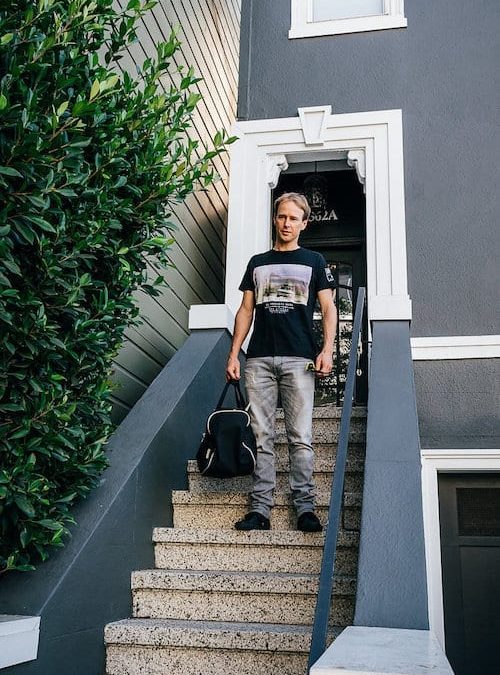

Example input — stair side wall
[354,320,429,629]
[0,329,232,675]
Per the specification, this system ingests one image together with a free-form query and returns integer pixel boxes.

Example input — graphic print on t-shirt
[254,264,312,314]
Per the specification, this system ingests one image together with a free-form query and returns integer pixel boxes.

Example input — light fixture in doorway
[303,172,339,222]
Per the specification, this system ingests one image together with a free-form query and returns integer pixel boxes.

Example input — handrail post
[307,287,366,671]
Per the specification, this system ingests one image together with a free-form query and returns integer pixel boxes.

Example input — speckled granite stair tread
[275,429,365,444]
[276,405,367,419]
[172,489,362,530]
[186,457,364,474]
[152,527,358,547]
[106,617,326,650]
[131,568,355,625]
[187,459,364,494]
[153,527,359,575]
[172,489,361,505]
[131,568,356,595]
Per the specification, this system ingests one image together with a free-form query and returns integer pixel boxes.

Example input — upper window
[289,0,407,38]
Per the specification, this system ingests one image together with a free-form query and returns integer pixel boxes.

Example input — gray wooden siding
[110,0,241,421]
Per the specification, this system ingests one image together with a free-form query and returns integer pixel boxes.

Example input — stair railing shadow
[308,286,366,671]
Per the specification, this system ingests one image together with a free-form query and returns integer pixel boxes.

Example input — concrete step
[187,459,364,494]
[131,569,355,626]
[172,490,362,531]
[272,441,365,463]
[275,427,365,444]
[274,405,366,438]
[153,528,359,576]
[277,405,367,420]
[105,618,340,675]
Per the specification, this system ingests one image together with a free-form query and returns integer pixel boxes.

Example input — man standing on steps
[226,192,337,532]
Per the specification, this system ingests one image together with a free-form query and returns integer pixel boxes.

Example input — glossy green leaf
[14,495,36,518]
[0,166,23,177]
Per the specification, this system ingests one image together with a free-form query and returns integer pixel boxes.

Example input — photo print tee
[239,248,336,359]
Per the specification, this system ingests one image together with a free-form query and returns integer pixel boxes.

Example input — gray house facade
[227,2,499,673]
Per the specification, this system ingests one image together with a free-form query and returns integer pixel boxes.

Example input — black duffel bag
[196,379,256,478]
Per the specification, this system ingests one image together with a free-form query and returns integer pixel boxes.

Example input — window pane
[313,0,384,22]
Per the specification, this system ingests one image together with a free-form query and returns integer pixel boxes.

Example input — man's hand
[226,354,241,381]
[314,350,333,377]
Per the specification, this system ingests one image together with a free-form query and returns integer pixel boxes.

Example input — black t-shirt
[239,247,336,359]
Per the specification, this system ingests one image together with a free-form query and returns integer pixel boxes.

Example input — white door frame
[190,106,411,328]
[421,448,500,648]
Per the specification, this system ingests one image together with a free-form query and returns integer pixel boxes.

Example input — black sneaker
[297,511,322,532]
[235,511,270,531]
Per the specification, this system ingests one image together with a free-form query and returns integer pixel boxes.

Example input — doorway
[273,161,368,405]
[438,473,500,674]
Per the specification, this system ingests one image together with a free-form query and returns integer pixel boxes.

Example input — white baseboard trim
[411,335,500,360]
[0,615,40,669]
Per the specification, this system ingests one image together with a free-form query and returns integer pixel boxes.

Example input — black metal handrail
[307,286,366,671]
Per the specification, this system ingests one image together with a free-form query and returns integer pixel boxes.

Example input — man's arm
[226,290,255,381]
[315,288,337,376]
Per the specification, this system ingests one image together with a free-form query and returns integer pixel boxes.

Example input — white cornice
[411,335,500,360]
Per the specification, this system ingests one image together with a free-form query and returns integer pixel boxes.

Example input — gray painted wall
[0,329,232,675]
[238,0,499,340]
[110,0,242,421]
[414,359,500,448]
[355,321,428,629]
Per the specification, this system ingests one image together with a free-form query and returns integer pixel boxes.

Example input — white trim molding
[221,107,411,324]
[0,615,40,669]
[188,304,235,331]
[411,335,500,360]
[420,449,500,648]
[297,105,331,145]
[310,626,453,675]
[289,0,407,39]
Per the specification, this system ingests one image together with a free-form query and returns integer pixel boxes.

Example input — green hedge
[0,0,234,573]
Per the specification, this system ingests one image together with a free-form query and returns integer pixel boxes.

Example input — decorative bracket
[298,105,332,146]
[267,154,289,188]
[347,149,366,193]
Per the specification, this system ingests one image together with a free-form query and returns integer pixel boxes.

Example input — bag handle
[216,379,247,410]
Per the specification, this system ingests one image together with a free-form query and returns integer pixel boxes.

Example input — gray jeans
[244,356,316,519]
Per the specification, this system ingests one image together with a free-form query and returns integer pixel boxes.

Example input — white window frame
[421,449,500,648]
[289,0,407,38]
[411,335,500,360]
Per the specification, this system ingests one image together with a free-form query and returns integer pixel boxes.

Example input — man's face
[274,200,307,248]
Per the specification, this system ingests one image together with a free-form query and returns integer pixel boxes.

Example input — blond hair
[273,192,311,221]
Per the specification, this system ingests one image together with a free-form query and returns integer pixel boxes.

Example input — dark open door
[274,162,368,405]
[439,473,500,675]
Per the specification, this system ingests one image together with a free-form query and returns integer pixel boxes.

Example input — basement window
[289,0,407,38]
